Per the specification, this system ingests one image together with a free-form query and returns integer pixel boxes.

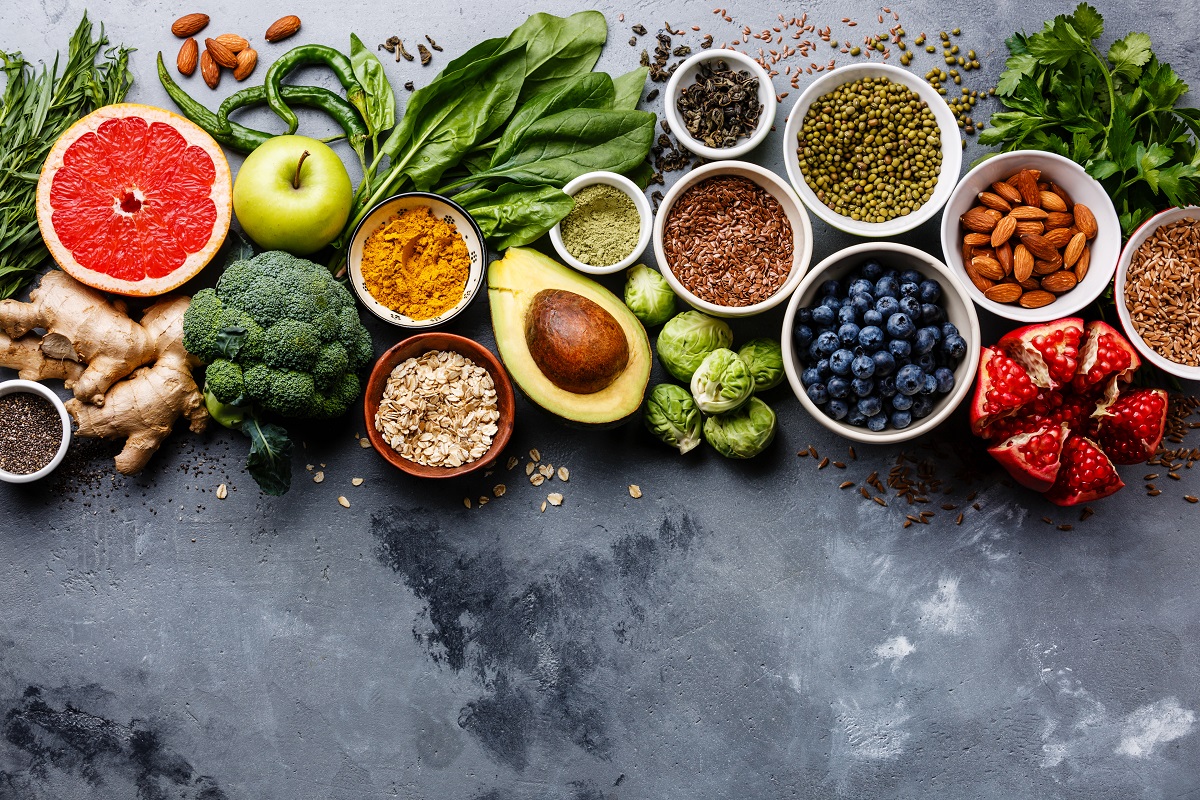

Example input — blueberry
[820,279,842,297]
[889,339,912,360]
[911,394,935,419]
[830,348,855,375]
[896,364,924,395]
[827,376,850,399]
[900,269,922,285]
[847,407,868,427]
[887,313,916,340]
[866,412,888,432]
[849,293,873,316]
[838,304,859,325]
[914,327,937,355]
[816,331,839,356]
[849,278,874,297]
[825,399,849,420]
[915,352,937,372]
[899,295,922,319]
[807,340,823,361]
[891,410,913,429]
[858,325,885,352]
[942,334,968,361]
[863,309,884,326]
[838,322,861,345]
[878,375,897,398]
[851,377,875,397]
[820,295,842,310]
[793,324,814,349]
[935,367,956,394]
[918,279,942,304]
[941,322,959,339]
[899,281,920,299]
[872,350,896,376]
[875,295,900,317]
[851,353,876,379]
[801,366,822,386]
[858,396,883,417]
[891,392,913,411]
[921,373,938,394]
[807,383,829,405]
[816,358,831,377]
[920,303,946,324]
[875,276,899,299]
[861,260,884,281]
[798,307,814,325]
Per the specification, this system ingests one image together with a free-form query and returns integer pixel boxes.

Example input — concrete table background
[3,1,1199,798]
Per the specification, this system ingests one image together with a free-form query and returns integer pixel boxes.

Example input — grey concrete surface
[3,1,1200,798]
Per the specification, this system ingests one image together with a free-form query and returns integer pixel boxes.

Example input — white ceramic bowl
[663,49,776,160]
[1114,206,1200,381]
[781,242,981,444]
[549,171,652,275]
[0,379,72,483]
[347,192,486,329]
[652,160,813,318]
[940,150,1120,324]
[782,63,961,237]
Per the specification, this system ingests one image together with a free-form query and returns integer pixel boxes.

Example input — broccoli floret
[182,250,374,423]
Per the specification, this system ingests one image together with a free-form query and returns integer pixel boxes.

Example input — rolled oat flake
[0,392,62,475]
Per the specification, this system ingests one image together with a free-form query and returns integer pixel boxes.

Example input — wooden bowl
[363,333,515,479]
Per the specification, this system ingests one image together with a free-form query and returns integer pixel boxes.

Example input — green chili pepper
[157,52,270,153]
[250,44,367,135]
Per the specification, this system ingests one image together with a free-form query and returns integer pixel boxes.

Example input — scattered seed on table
[507,456,519,470]
[352,477,364,486]
[629,484,643,498]
[539,464,553,478]
[547,493,563,507]
[1080,507,1094,521]
[873,496,888,507]
[1187,495,1199,503]
[360,438,372,448]
[530,448,541,462]
[818,457,830,469]
[463,497,472,509]
[540,501,547,513]
[860,487,871,499]
[833,461,846,469]
[797,450,809,458]
[338,496,351,508]
[306,463,314,471]
[216,483,228,500]
[531,474,545,487]
[493,484,506,497]
[839,481,855,489]
[479,496,489,506]
[848,446,857,460]
[956,512,964,525]
[526,462,536,476]
[558,467,569,482]
[313,471,324,483]
[1058,524,1073,531]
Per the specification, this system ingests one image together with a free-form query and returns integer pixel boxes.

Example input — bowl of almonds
[363,333,515,479]
[939,150,1120,322]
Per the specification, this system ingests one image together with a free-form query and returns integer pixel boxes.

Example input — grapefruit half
[36,103,232,297]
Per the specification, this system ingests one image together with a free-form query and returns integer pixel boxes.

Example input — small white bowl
[781,242,981,444]
[783,62,961,237]
[939,149,1120,323]
[347,192,486,329]
[1114,206,1200,381]
[549,171,652,275]
[663,49,776,160]
[652,160,813,318]
[0,379,72,483]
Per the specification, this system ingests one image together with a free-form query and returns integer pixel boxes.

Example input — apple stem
[293,150,310,190]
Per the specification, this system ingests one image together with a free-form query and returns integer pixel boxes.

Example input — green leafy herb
[611,66,649,111]
[241,417,293,497]
[491,72,615,165]
[454,182,574,250]
[981,3,1200,235]
[0,15,133,299]
[349,33,396,157]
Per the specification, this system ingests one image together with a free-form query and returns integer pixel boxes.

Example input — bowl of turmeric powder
[347,192,486,328]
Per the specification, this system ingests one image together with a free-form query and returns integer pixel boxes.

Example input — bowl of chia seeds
[549,171,652,275]
[664,49,776,161]
[783,63,961,237]
[0,379,72,483]
[652,160,813,318]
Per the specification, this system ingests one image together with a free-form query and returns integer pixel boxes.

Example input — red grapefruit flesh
[36,103,232,297]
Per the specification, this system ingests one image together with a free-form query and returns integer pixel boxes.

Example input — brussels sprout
[703,397,777,459]
[643,383,701,454]
[624,264,677,327]
[690,348,754,414]
[738,338,785,392]
[656,311,733,382]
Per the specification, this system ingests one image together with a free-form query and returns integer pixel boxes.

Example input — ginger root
[0,271,208,475]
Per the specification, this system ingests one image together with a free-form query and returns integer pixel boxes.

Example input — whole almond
[234,48,258,81]
[1015,220,1045,237]
[996,242,1014,276]
[215,33,249,54]
[962,207,1001,233]
[1033,258,1063,275]
[984,283,1023,304]
[1039,190,1068,212]
[205,37,238,68]
[177,38,199,76]
[1045,211,1075,229]
[991,214,1017,248]
[991,181,1023,205]
[1013,244,1034,282]
[265,15,302,43]
[200,50,220,89]
[963,232,992,246]
[1074,203,1098,239]
[1074,245,1091,282]
[965,262,995,292]
[1019,277,1042,291]
[1042,227,1075,249]
[1063,231,1087,267]
[172,13,209,38]
[1019,289,1056,309]
[1021,233,1060,262]
[1013,170,1041,207]
[1049,182,1074,209]
[972,255,1006,281]
[978,191,1012,212]
[1010,205,1049,220]
[1041,271,1078,294]
[961,240,975,267]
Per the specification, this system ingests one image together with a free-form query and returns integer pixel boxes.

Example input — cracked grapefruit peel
[36,104,232,297]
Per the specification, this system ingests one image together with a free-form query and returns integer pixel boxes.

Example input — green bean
[250,44,366,135]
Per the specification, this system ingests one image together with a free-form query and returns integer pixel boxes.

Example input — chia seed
[0,392,63,475]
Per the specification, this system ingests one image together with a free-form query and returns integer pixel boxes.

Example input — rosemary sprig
[0,15,133,299]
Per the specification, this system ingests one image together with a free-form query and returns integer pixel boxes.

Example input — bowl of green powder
[550,171,652,275]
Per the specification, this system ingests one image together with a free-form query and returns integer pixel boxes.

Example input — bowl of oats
[364,332,515,478]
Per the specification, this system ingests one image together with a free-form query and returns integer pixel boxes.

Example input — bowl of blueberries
[781,242,981,443]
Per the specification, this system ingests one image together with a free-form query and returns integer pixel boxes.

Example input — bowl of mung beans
[652,160,813,318]
[783,63,961,237]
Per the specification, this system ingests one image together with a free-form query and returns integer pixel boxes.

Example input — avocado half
[488,247,651,426]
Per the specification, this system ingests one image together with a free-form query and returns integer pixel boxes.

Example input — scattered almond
[205,37,239,69]
[1038,190,1067,212]
[1048,182,1074,209]
[265,15,302,43]
[1044,211,1074,229]
[1015,220,1045,236]
[971,255,1005,281]
[963,232,992,246]
[234,48,257,81]
[200,50,220,89]
[1063,231,1087,267]
[1042,227,1075,249]
[1020,233,1060,261]
[171,13,209,38]
[996,242,1013,276]
[214,33,249,53]
[177,38,199,76]
[1013,169,1041,206]
[1074,245,1090,281]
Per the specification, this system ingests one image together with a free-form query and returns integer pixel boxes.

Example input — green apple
[233,134,352,255]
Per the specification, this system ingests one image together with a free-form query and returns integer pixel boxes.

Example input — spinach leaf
[435,36,507,79]
[623,159,656,189]
[493,72,615,164]
[456,182,574,250]
[241,417,293,496]
[612,67,649,110]
[508,11,607,101]
[350,33,396,136]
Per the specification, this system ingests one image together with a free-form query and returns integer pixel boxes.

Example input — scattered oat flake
[525,462,536,476]
[360,438,372,448]
[539,464,553,478]
[531,474,545,487]
[463,497,472,509]
[507,456,519,470]
[529,448,541,462]
[547,493,563,507]
[493,484,506,497]
[216,483,227,500]
[479,496,489,506]
[313,471,324,483]
[338,496,351,508]
[629,484,643,498]
[557,466,569,482]
[540,500,547,513]
[352,477,364,486]
[306,464,314,471]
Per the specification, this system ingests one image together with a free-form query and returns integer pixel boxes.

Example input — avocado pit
[525,289,630,394]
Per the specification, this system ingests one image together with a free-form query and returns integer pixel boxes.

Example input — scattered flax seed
[860,487,871,499]
[1080,506,1094,521]
[463,497,471,509]
[529,448,541,462]
[906,514,921,524]
[1149,489,1162,496]
[972,502,982,510]
[833,461,846,469]
[493,484,506,497]
[797,450,809,458]
[1041,516,1053,524]
[216,483,227,500]
[941,503,957,511]
[352,477,364,487]
[839,481,855,489]
[557,466,569,482]
[540,500,547,513]
[1187,495,1199,503]
[1058,524,1073,531]
[547,492,563,507]
[808,445,819,459]
[1169,472,1182,480]
[903,520,913,528]
[338,496,350,508]
[629,484,643,498]
[507,456,519,470]
[818,457,830,469]
[872,496,888,507]
[849,446,857,460]
[313,471,324,483]
[966,490,978,501]
[955,512,964,525]
[526,462,536,476]
[531,474,545,487]
[1144,473,1160,480]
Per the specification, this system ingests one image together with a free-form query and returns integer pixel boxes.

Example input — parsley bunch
[980,3,1200,236]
